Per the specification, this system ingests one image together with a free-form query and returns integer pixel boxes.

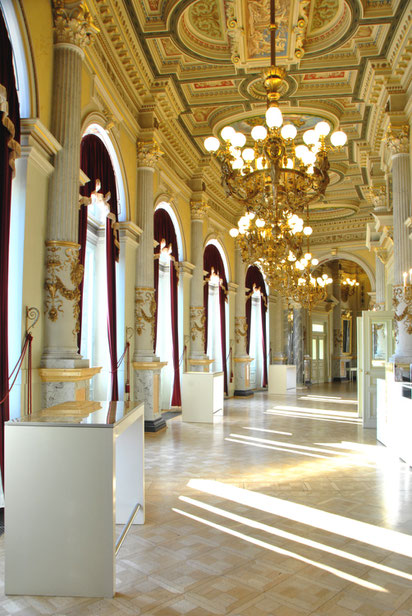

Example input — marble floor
[2,383,412,615]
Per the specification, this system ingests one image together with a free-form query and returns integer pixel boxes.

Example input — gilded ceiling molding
[52,1,98,47]
[385,124,409,155]
[136,140,163,168]
[190,200,209,220]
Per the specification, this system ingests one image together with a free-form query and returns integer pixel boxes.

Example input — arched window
[0,6,20,481]
[154,207,181,409]
[78,133,119,401]
[246,265,268,388]
[204,243,228,394]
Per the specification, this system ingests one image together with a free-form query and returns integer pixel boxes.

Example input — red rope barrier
[0,332,33,412]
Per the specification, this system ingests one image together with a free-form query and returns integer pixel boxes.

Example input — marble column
[189,201,211,371]
[233,244,253,396]
[293,306,304,387]
[41,2,97,407]
[331,261,343,380]
[269,292,286,364]
[133,141,166,432]
[387,126,412,363]
[374,249,387,310]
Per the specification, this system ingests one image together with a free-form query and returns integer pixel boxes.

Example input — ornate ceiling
[88,0,411,245]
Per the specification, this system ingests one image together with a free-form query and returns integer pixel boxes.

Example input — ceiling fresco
[89,0,410,238]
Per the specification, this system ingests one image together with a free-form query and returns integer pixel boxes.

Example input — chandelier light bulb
[229,228,239,238]
[315,121,331,137]
[281,124,297,140]
[305,151,317,166]
[231,158,244,170]
[221,126,236,142]
[229,146,241,158]
[330,130,347,147]
[232,132,246,148]
[295,144,309,160]
[286,158,294,169]
[311,258,319,265]
[238,216,250,228]
[256,156,266,170]
[303,226,312,236]
[251,125,268,141]
[317,277,323,285]
[266,105,283,128]
[303,129,318,145]
[301,258,308,267]
[307,165,314,174]
[242,147,255,162]
[304,253,312,260]
[247,211,256,219]
[204,136,220,152]
[255,218,265,227]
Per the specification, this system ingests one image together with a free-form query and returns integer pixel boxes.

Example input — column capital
[136,140,162,168]
[52,1,98,48]
[385,124,409,155]
[375,247,388,264]
[190,200,209,220]
[368,185,388,212]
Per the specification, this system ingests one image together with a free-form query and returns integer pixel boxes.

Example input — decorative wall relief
[135,287,156,344]
[393,285,412,336]
[235,316,248,344]
[190,306,206,345]
[44,241,83,334]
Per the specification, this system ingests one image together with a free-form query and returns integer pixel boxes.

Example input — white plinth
[5,400,144,598]
[182,371,224,422]
[268,365,296,395]
[377,378,412,466]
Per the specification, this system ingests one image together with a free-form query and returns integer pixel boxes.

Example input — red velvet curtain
[154,208,181,406]
[0,10,20,482]
[203,245,228,394]
[245,265,268,387]
[79,134,119,400]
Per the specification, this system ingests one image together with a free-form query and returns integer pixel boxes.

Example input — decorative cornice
[136,140,163,168]
[385,124,409,155]
[52,1,98,48]
[39,367,101,382]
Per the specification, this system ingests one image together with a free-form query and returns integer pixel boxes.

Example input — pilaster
[233,244,253,396]
[189,199,209,370]
[133,140,166,431]
[41,2,97,403]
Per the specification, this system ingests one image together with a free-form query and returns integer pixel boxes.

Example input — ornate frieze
[44,241,83,334]
[52,1,98,47]
[234,317,248,344]
[190,200,209,220]
[190,306,206,345]
[385,125,409,155]
[136,141,162,168]
[135,287,156,344]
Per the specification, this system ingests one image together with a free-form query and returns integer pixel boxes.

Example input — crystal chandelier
[204,0,347,213]
[291,254,333,311]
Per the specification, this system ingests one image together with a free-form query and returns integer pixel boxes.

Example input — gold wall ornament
[190,200,209,220]
[334,328,343,349]
[190,306,206,344]
[136,141,163,168]
[393,285,412,335]
[135,287,156,344]
[52,1,99,47]
[385,124,409,155]
[367,185,387,211]
[44,242,83,334]
[234,317,248,344]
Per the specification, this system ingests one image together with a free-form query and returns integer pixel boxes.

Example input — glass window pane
[312,339,317,360]
[312,323,324,333]
[319,339,324,360]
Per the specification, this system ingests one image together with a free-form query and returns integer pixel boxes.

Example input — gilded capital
[375,247,388,264]
[136,141,162,168]
[53,1,98,47]
[190,200,209,220]
[385,124,409,155]
[367,185,387,211]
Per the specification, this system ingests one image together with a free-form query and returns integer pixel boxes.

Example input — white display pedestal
[268,365,296,395]
[182,371,224,422]
[377,376,412,466]
[5,400,144,598]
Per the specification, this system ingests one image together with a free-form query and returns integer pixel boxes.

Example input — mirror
[341,313,352,354]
